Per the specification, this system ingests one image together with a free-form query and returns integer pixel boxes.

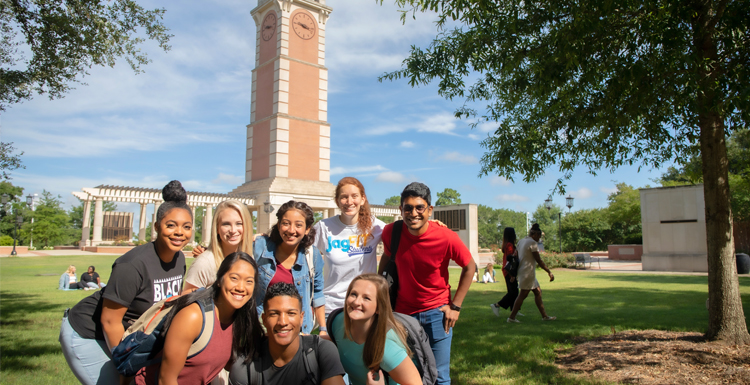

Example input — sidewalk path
[2,250,122,257]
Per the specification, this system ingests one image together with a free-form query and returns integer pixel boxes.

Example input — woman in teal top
[330,274,421,385]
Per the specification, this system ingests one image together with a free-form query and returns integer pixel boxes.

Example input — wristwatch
[449,303,462,311]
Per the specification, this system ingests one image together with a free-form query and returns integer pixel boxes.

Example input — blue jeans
[410,306,452,385]
[59,313,120,385]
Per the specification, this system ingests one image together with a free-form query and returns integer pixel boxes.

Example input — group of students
[59,176,557,385]
[58,265,106,290]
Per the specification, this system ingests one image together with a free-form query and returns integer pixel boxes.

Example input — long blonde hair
[207,200,254,269]
[344,274,411,371]
[65,265,76,275]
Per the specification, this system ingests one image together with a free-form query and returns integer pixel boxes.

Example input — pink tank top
[136,305,234,384]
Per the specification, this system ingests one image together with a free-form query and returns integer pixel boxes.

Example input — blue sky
[1,0,669,224]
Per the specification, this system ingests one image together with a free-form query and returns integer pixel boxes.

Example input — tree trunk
[695,0,750,345]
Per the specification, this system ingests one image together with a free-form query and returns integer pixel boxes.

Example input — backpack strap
[325,308,343,346]
[301,335,319,385]
[186,296,215,358]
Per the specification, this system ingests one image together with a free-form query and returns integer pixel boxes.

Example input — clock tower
[233,0,336,232]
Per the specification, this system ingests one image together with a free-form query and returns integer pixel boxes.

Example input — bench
[573,253,600,269]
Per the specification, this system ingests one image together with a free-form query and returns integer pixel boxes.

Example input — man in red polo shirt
[378,182,476,385]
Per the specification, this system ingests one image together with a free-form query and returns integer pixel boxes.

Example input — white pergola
[73,185,256,247]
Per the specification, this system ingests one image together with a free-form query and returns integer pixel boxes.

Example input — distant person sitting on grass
[482,262,496,283]
[81,266,106,289]
[59,265,87,290]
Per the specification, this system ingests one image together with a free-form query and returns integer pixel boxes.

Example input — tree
[435,188,462,206]
[22,190,74,247]
[0,181,25,238]
[1,0,172,110]
[0,142,24,180]
[69,199,117,238]
[381,0,749,344]
[476,204,526,249]
[606,183,643,245]
[384,196,401,206]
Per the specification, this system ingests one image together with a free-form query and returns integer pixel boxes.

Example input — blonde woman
[58,265,87,290]
[184,200,254,292]
[329,274,421,385]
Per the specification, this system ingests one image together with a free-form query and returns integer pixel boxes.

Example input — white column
[138,203,148,242]
[257,197,278,235]
[152,201,162,241]
[190,205,197,245]
[80,199,92,248]
[202,205,213,246]
[327,208,336,218]
[321,209,329,219]
[92,198,103,245]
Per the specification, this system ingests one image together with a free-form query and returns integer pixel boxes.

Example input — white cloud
[495,194,530,203]
[211,173,243,186]
[570,187,593,199]
[375,171,408,183]
[331,165,387,175]
[467,133,481,140]
[363,112,459,136]
[489,176,512,186]
[600,186,619,195]
[400,141,415,148]
[436,151,478,165]
[476,122,498,133]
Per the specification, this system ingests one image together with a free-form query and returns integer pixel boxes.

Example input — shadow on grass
[0,291,66,372]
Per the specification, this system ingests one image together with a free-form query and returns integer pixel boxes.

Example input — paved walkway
[2,249,122,257]
[572,256,715,276]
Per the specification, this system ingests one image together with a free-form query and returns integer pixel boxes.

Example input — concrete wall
[608,245,643,261]
[640,184,707,272]
[433,204,479,266]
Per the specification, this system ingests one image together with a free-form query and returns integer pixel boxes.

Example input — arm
[440,258,476,333]
[158,304,203,385]
[385,357,422,385]
[532,252,554,281]
[377,252,390,275]
[314,305,327,336]
[321,376,346,385]
[101,299,129,351]
[182,282,201,295]
[192,244,205,257]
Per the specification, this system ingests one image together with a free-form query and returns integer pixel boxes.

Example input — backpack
[111,293,215,377]
[244,335,320,385]
[380,220,404,310]
[326,308,438,385]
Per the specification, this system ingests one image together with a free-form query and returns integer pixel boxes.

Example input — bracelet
[318,326,327,332]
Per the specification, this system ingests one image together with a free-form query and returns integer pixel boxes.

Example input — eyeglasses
[402,204,428,214]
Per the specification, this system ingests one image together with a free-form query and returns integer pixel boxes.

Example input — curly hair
[335,177,373,237]
[263,282,302,310]
[269,200,316,250]
[156,180,192,227]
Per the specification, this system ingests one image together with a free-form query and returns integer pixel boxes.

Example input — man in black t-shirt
[80,265,106,289]
[229,283,345,385]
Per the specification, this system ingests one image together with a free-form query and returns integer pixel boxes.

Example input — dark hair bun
[162,180,187,203]
[531,223,541,231]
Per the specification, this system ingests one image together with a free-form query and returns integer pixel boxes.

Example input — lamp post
[11,214,22,255]
[263,200,274,214]
[544,195,574,253]
[26,194,37,249]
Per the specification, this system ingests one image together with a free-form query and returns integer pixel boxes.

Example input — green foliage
[435,188,462,206]
[0,181,25,237]
[383,195,400,206]
[0,142,24,180]
[22,191,75,247]
[69,200,117,230]
[377,215,395,224]
[559,209,612,252]
[1,0,173,110]
[606,183,643,244]
[0,234,13,245]
[539,252,577,269]
[477,204,526,249]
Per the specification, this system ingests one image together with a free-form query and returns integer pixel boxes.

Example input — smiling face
[262,295,303,348]
[337,184,366,220]
[278,209,310,249]
[400,196,433,236]
[156,208,193,254]
[346,279,378,323]
[87,267,94,274]
[217,207,244,251]
[218,259,255,312]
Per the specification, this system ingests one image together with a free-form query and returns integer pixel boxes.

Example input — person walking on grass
[490,227,523,318]
[507,223,555,323]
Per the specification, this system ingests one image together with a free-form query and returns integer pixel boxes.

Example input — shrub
[539,252,576,269]
[0,235,14,246]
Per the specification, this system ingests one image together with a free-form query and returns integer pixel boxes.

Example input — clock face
[262,12,276,41]
[292,12,316,40]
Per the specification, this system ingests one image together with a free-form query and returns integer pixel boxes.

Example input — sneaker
[542,316,557,321]
[517,312,525,317]
[490,303,500,317]
[507,317,521,323]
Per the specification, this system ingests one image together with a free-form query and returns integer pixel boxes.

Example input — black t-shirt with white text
[68,242,185,340]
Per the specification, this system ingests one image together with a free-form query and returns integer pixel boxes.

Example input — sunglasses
[402,204,428,214]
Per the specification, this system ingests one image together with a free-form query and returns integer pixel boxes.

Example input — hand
[549,272,555,282]
[192,244,206,257]
[510,276,516,283]
[439,305,459,334]
[318,330,328,337]
[430,219,447,228]
[366,369,385,385]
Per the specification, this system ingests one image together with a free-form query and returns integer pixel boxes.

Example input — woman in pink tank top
[136,252,264,385]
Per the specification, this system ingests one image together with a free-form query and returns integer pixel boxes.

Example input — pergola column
[91,198,103,245]
[80,199,92,248]
[190,205,197,245]
[202,205,213,246]
[328,208,336,218]
[152,201,162,240]
[138,203,148,242]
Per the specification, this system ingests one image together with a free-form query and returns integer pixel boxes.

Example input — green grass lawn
[1,256,748,384]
